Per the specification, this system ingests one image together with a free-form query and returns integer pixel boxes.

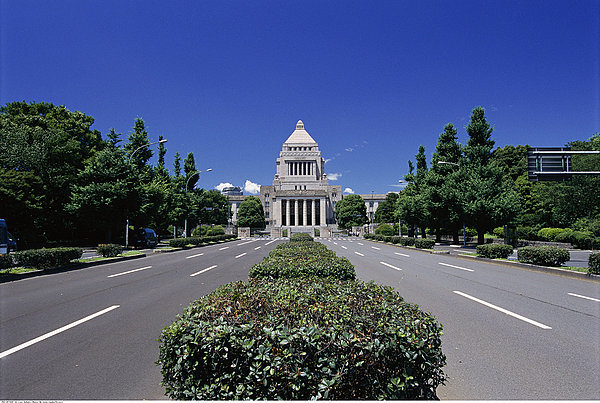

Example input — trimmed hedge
[97,243,123,258]
[157,278,446,400]
[249,240,355,280]
[169,234,237,248]
[476,244,514,259]
[414,238,435,249]
[537,227,572,242]
[0,254,13,270]
[589,253,600,275]
[517,246,570,267]
[11,247,83,269]
[290,232,314,242]
[375,224,395,236]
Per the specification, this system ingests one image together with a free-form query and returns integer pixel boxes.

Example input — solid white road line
[453,291,552,330]
[0,305,120,359]
[190,265,218,277]
[395,252,410,257]
[254,246,262,250]
[568,292,600,302]
[354,251,365,256]
[380,261,402,271]
[219,246,229,250]
[107,266,152,278]
[185,253,204,259]
[439,262,474,272]
[235,253,247,259]
[265,240,277,246]
[371,246,381,250]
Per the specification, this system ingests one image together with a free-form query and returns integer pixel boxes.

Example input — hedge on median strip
[476,244,514,259]
[11,247,83,270]
[517,245,570,267]
[169,234,237,248]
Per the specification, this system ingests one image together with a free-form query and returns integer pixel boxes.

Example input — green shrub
[97,244,123,258]
[12,247,83,270]
[0,254,13,270]
[588,253,600,274]
[517,226,539,241]
[537,227,572,242]
[157,278,446,400]
[290,233,313,242]
[414,238,435,249]
[555,230,595,249]
[375,224,395,236]
[492,227,505,238]
[169,235,236,248]
[477,244,514,259]
[313,228,320,237]
[207,225,225,236]
[517,246,570,267]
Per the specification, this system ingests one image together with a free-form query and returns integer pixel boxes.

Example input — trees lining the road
[1,101,230,247]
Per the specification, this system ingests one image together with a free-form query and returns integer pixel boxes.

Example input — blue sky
[1,0,598,195]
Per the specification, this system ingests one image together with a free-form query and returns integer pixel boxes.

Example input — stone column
[294,200,299,226]
[285,199,290,227]
[311,199,316,227]
[302,199,307,227]
[320,198,327,226]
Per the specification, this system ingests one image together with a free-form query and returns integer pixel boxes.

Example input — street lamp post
[125,138,168,248]
[184,168,212,237]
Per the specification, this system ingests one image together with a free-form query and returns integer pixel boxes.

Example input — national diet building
[228,120,387,237]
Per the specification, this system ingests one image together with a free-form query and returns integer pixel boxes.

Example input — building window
[265,201,270,208]
[265,212,270,218]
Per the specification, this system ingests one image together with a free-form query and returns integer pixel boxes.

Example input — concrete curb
[0,253,147,283]
[456,253,600,283]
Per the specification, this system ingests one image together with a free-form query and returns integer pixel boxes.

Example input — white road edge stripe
[439,262,474,272]
[568,292,600,302]
[380,261,402,271]
[453,291,552,330]
[185,253,204,259]
[235,253,247,259]
[190,265,218,277]
[107,266,152,278]
[0,305,120,359]
[395,252,410,257]
[354,251,364,256]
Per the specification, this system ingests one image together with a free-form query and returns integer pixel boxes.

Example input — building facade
[226,120,391,237]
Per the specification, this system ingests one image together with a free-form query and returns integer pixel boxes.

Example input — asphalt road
[1,237,598,399]
[321,238,600,399]
[0,238,283,400]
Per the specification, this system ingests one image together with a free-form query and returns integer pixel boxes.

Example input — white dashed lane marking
[185,253,204,259]
[190,265,218,277]
[107,266,152,278]
[380,261,402,271]
[439,262,474,272]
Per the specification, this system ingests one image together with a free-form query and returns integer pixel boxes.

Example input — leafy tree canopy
[237,196,265,229]
[335,194,368,229]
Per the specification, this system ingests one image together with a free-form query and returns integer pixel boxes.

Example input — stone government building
[228,120,388,237]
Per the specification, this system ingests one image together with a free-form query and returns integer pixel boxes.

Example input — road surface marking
[190,265,218,277]
[254,246,262,250]
[265,240,277,246]
[371,246,381,250]
[0,305,120,359]
[107,266,152,278]
[219,246,229,250]
[395,252,410,257]
[333,242,338,245]
[453,291,552,330]
[357,242,364,246]
[235,253,247,259]
[568,293,600,302]
[237,240,255,246]
[341,245,348,249]
[439,262,474,272]
[355,251,365,256]
[380,261,402,271]
[185,253,204,259]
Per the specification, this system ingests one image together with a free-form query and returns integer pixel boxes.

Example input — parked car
[133,228,158,248]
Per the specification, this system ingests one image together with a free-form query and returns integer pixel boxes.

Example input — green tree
[125,118,152,170]
[374,192,399,224]
[335,194,368,229]
[465,107,494,166]
[237,196,265,229]
[198,189,230,226]
[183,152,198,191]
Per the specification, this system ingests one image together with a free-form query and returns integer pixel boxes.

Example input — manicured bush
[476,244,514,259]
[12,247,83,270]
[169,234,237,248]
[97,244,123,258]
[207,225,225,236]
[517,246,570,267]
[0,254,13,270]
[588,253,600,274]
[157,278,446,400]
[555,230,595,249]
[375,224,395,236]
[290,232,313,242]
[414,238,435,249]
[517,226,539,241]
[537,227,572,242]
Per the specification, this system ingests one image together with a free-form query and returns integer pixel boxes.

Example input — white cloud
[344,187,355,194]
[327,173,342,181]
[215,182,234,191]
[244,180,261,194]
[345,147,354,152]
[324,158,332,164]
